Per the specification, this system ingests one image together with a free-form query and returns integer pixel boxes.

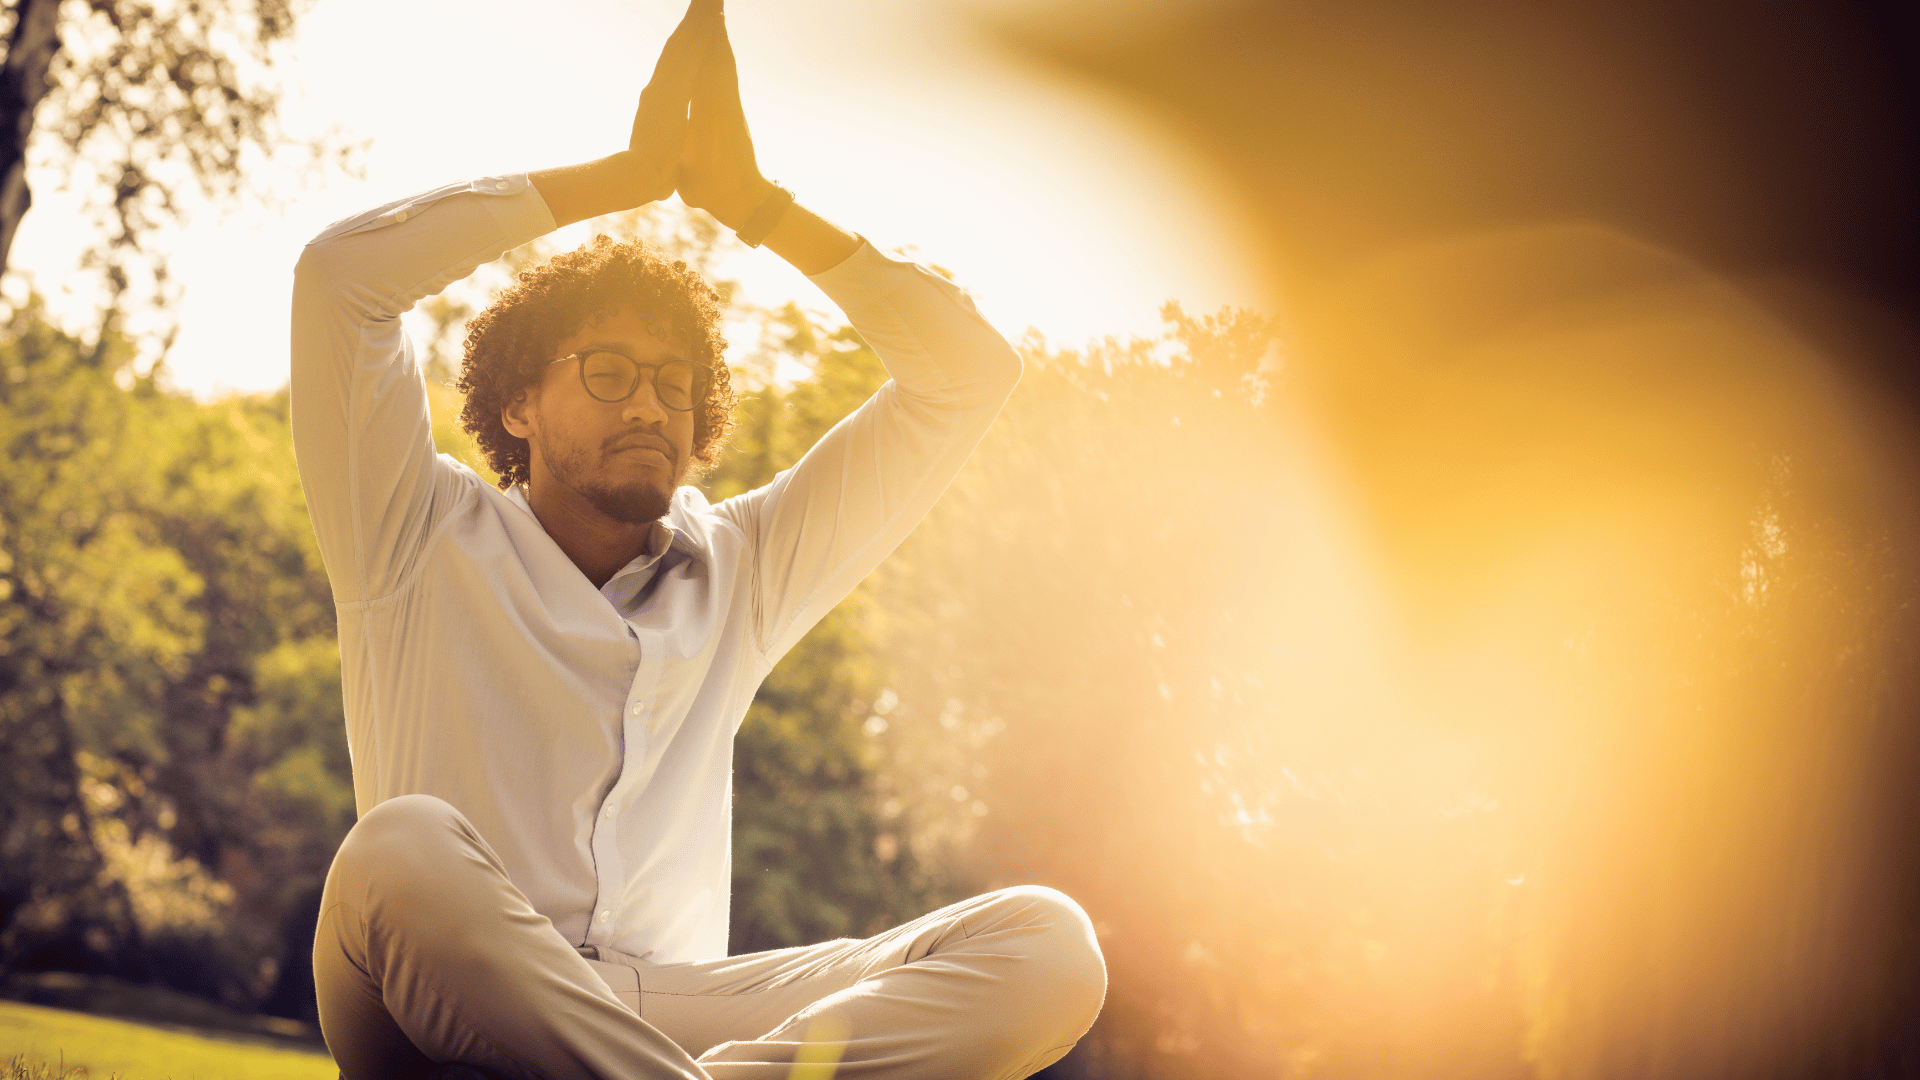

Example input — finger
[633,0,721,150]
[692,4,747,131]
[638,1,714,111]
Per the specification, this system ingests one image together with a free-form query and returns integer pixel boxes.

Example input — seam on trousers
[646,905,989,1002]
[640,984,781,1000]
[330,898,538,1078]
[1006,1043,1078,1080]
[320,901,383,984]
[438,997,542,1078]
[638,954,888,1001]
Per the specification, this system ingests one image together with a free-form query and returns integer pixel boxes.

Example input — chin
[585,481,673,525]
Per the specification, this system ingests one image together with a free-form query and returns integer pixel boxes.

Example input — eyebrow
[578,341,692,361]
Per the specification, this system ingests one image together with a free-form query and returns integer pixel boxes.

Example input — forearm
[758,194,861,276]
[530,154,857,275]
[530,152,654,229]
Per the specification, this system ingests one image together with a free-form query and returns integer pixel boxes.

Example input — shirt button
[597,910,610,922]
[602,805,615,819]
[393,210,408,222]
[629,702,644,716]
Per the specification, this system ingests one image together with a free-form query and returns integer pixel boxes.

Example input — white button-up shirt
[289,174,1020,963]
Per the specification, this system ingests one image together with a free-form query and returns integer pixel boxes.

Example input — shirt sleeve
[713,242,1023,662]
[290,175,557,604]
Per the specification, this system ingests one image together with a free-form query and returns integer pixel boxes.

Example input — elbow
[291,250,340,324]
[292,233,389,327]
[976,318,1023,394]
[944,334,1021,411]
[993,337,1024,399]
[292,237,350,303]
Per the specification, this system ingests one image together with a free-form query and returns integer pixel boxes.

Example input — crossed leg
[314,795,1105,1080]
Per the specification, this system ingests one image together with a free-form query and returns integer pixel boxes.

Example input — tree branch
[0,0,63,273]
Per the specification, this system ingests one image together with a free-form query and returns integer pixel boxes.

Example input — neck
[522,479,661,589]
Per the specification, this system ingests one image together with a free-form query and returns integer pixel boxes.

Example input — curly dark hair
[457,234,736,489]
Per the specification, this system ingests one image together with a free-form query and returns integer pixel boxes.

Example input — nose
[620,378,669,426]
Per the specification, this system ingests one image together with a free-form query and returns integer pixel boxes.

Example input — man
[289,4,1104,1078]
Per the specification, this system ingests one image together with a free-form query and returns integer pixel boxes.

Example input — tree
[0,0,57,265]
[0,0,347,313]
[0,302,175,979]
[0,299,343,1009]
[867,306,1344,1080]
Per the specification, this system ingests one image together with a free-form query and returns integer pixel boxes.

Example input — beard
[536,428,677,524]
[577,476,672,524]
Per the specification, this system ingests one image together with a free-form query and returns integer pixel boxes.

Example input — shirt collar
[502,483,703,609]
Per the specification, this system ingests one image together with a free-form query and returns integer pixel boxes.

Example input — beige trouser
[314,794,1106,1080]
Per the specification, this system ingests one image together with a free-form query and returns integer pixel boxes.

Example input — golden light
[866,2,1920,1076]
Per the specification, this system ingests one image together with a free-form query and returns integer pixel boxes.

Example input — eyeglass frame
[544,349,717,412]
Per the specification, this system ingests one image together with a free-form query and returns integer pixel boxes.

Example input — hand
[625,0,723,205]
[676,1,775,230]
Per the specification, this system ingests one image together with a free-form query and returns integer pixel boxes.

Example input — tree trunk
[0,0,62,275]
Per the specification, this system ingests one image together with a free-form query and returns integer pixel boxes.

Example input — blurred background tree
[0,301,339,1010]
[0,0,359,1018]
[0,0,354,331]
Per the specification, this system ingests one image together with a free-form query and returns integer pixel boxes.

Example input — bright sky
[10,0,1264,398]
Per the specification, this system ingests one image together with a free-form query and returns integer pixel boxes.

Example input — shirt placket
[586,625,669,949]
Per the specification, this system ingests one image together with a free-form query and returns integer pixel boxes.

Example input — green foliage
[0,305,158,977]
[729,599,933,951]
[700,304,952,952]
[0,302,344,1012]
[703,309,887,500]
[864,305,1339,1079]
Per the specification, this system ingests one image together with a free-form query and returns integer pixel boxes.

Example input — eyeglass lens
[580,352,700,410]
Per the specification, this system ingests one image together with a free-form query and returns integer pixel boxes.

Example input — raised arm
[674,9,1022,664]
[291,2,714,603]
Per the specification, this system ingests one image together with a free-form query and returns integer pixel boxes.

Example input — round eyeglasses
[548,350,713,412]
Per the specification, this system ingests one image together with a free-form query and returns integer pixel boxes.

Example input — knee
[328,794,471,903]
[995,885,1108,1036]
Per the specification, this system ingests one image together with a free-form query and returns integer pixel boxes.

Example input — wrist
[707,176,777,233]
[734,183,795,249]
[531,151,668,228]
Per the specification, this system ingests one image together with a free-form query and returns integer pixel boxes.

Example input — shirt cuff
[804,239,895,303]
[486,173,560,247]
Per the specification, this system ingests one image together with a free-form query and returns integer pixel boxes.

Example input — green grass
[0,1001,334,1080]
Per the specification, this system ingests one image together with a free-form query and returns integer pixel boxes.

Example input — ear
[501,385,539,440]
